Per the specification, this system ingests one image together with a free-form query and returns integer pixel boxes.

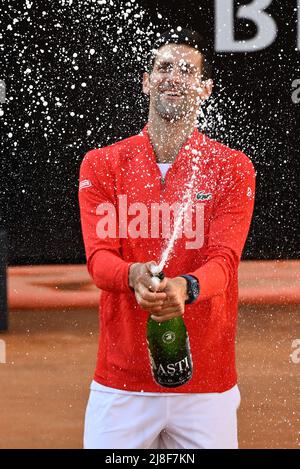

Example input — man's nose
[167,67,182,83]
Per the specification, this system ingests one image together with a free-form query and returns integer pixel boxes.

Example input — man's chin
[156,106,188,122]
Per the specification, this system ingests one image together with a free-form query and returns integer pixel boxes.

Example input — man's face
[143,44,212,122]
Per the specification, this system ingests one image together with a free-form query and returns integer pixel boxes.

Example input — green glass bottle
[146,273,193,388]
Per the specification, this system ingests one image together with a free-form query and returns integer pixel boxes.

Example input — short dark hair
[148,28,213,79]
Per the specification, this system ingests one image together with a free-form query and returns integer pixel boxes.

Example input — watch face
[191,282,199,297]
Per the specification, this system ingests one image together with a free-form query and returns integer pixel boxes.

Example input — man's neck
[147,113,197,164]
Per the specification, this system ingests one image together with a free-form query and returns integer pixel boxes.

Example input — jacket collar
[140,124,205,168]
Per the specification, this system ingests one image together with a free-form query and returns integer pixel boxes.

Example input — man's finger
[138,299,164,310]
[156,276,168,291]
[135,288,165,309]
[139,275,167,293]
[138,284,167,302]
[152,306,183,316]
[146,261,159,275]
[150,312,181,322]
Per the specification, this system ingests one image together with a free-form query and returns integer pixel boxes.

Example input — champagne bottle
[146,272,193,388]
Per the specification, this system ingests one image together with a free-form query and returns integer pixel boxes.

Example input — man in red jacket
[79,29,255,449]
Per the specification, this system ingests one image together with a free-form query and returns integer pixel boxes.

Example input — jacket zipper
[160,166,171,192]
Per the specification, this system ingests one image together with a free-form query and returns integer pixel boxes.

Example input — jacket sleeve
[78,149,133,293]
[189,152,256,301]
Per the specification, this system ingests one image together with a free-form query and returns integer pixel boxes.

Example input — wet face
[143,44,212,122]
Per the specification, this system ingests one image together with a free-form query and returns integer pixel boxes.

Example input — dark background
[0,0,299,265]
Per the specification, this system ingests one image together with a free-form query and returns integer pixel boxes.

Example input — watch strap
[180,274,200,304]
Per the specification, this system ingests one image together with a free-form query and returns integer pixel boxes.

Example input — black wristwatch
[180,274,200,304]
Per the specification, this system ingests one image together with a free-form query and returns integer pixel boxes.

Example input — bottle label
[157,355,191,376]
[147,336,193,388]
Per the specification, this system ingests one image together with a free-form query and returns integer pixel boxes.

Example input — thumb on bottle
[146,261,158,275]
[150,276,161,290]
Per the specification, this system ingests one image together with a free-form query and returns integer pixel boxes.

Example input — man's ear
[142,72,150,96]
[200,79,214,102]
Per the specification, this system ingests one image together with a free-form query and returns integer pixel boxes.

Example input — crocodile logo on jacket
[196,191,212,201]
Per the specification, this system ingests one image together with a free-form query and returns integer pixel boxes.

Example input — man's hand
[150,277,188,323]
[129,262,168,312]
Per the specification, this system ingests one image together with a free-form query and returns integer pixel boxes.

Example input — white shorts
[83,382,241,449]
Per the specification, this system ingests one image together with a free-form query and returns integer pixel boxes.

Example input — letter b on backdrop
[215,0,278,52]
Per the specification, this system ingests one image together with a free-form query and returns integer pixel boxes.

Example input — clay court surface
[0,262,299,449]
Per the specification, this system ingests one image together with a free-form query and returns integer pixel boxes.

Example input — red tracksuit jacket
[78,125,255,393]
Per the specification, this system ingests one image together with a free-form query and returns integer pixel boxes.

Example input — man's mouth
[161,90,184,100]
